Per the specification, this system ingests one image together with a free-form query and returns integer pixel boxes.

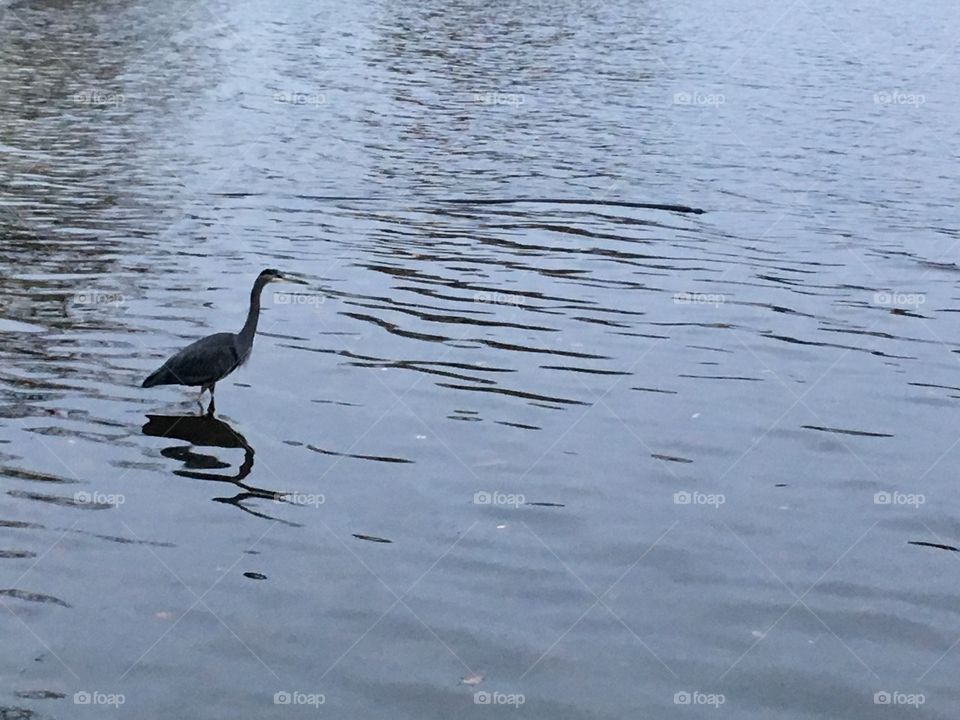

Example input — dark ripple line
[0,588,71,607]
[801,425,893,438]
[7,489,113,509]
[306,444,413,464]
[908,541,959,552]
[435,382,588,406]
[540,365,631,376]
[436,198,705,214]
[353,533,392,544]
[212,193,706,214]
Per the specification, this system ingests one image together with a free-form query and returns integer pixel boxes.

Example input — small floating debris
[460,672,484,686]
[243,572,268,580]
[353,534,392,544]
[801,425,893,438]
[775,483,788,487]
[525,501,565,508]
[908,541,959,552]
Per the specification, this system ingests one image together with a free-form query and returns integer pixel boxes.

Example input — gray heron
[142,268,308,414]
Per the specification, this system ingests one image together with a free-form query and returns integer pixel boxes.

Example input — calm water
[2,0,960,717]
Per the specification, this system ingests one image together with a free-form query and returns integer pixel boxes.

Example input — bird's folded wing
[158,332,241,386]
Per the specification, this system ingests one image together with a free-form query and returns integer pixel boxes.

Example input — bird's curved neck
[238,276,270,347]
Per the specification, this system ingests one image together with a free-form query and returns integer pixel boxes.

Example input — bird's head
[259,268,308,285]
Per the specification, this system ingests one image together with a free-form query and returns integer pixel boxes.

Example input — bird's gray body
[141,269,306,412]
[142,332,249,389]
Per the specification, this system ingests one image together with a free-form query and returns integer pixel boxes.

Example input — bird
[141,268,308,414]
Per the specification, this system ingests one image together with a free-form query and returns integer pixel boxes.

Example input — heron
[141,268,308,414]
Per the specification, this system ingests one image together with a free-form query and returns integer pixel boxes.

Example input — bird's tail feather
[141,366,169,388]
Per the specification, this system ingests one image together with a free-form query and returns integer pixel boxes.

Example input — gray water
[2,0,959,717]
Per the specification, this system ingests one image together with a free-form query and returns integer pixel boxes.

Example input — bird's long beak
[279,273,310,286]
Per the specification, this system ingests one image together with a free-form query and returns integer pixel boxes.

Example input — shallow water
[2,0,960,717]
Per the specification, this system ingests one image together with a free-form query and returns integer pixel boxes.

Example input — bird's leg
[206,383,216,417]
[197,385,208,415]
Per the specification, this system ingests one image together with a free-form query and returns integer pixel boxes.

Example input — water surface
[1,0,960,717]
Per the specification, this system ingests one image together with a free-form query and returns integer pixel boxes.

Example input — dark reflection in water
[142,414,299,525]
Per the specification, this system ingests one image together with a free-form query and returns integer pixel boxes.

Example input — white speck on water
[460,672,483,686]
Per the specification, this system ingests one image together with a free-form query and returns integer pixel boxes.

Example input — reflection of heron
[143,413,300,525]
[141,269,308,414]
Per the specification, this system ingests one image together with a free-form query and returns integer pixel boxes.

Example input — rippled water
[2,0,960,717]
